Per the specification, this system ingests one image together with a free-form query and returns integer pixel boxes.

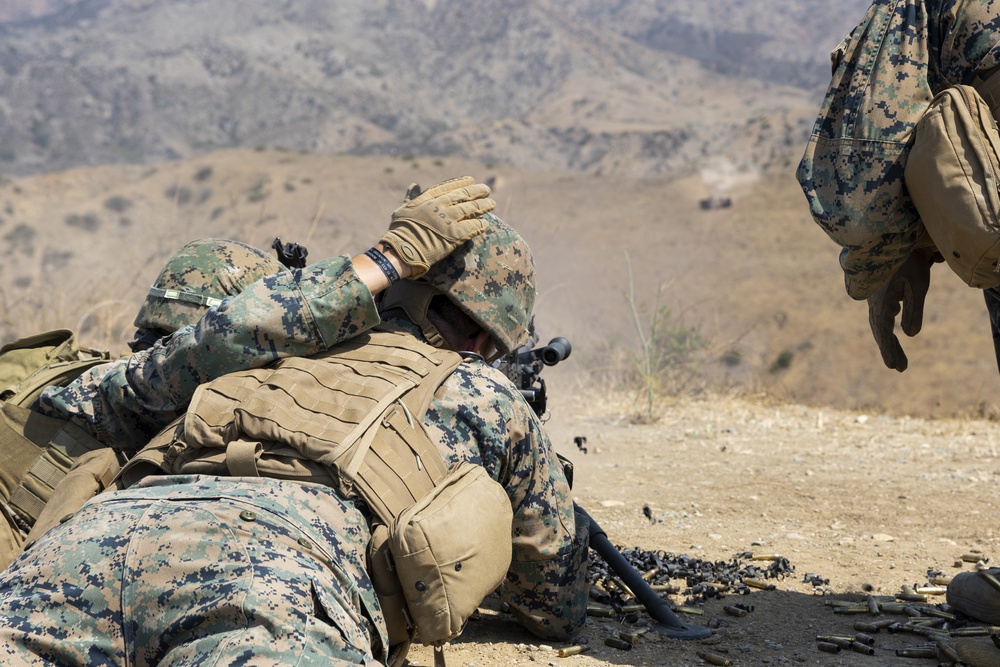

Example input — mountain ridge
[0,0,866,177]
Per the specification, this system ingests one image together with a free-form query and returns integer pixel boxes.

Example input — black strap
[364,247,401,284]
[984,288,1000,374]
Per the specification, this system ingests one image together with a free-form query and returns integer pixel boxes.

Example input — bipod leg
[578,505,712,640]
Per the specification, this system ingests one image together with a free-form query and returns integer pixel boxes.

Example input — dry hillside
[1,148,997,419]
[0,0,862,179]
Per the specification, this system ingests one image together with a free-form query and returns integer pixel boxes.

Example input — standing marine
[797,0,1000,633]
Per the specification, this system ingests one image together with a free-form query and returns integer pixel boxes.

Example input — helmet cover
[418,213,536,355]
[133,238,283,332]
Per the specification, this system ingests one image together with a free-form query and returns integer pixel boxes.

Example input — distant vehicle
[699,195,733,210]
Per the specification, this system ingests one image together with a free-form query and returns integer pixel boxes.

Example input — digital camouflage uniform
[33,255,373,452]
[0,248,588,665]
[796,0,1000,299]
[13,237,283,453]
[0,239,284,572]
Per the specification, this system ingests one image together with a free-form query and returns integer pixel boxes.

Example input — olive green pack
[0,330,111,536]
[905,74,1000,288]
[0,329,113,408]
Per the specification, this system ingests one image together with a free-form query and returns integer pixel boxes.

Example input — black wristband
[364,247,401,284]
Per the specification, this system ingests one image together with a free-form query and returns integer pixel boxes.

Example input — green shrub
[64,213,100,231]
[247,178,271,203]
[165,185,192,205]
[3,222,35,246]
[104,195,133,213]
[624,253,710,421]
[770,350,794,372]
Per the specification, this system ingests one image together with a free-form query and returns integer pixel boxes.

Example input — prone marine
[0,176,589,666]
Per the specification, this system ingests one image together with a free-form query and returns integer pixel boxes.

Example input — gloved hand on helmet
[866,248,941,372]
[380,176,496,278]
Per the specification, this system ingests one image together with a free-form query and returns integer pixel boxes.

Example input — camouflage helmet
[384,213,535,356]
[133,239,283,333]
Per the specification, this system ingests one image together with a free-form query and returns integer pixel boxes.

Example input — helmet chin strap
[378,281,447,350]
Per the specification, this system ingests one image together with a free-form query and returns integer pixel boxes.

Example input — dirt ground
[406,390,1000,667]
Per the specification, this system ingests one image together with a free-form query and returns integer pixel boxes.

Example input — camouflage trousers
[0,475,388,666]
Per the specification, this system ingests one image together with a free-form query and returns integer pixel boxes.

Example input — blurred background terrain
[3,0,997,419]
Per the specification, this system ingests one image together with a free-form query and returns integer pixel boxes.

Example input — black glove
[272,237,309,269]
[866,251,936,372]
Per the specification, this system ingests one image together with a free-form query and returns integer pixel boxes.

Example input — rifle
[503,329,713,640]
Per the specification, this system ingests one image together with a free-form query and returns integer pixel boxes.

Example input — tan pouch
[387,462,512,646]
[906,83,1000,288]
[0,402,106,529]
[25,448,120,544]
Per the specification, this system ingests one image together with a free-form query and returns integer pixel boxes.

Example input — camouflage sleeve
[426,361,589,640]
[34,256,380,451]
[795,0,1000,299]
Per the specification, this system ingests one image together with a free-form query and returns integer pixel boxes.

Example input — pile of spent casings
[587,545,796,616]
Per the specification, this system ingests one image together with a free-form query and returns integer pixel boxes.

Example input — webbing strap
[9,486,45,524]
[226,440,262,477]
[351,406,444,521]
[146,286,224,309]
[976,68,1000,118]
[335,380,414,468]
[9,442,78,523]
[26,456,64,488]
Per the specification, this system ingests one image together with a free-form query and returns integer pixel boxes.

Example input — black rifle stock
[504,332,712,640]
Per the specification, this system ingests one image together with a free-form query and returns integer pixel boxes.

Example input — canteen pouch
[386,462,512,646]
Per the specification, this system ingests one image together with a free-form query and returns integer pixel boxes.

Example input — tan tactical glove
[867,250,937,372]
[380,176,495,278]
